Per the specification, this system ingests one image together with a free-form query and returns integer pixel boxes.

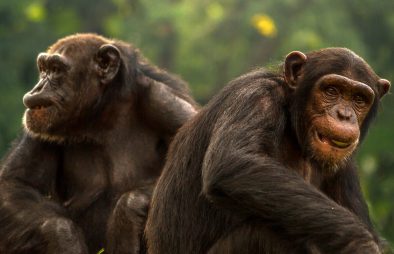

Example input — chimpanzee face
[305,73,375,165]
[22,35,121,141]
[284,48,390,168]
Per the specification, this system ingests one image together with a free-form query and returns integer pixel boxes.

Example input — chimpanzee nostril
[336,107,352,121]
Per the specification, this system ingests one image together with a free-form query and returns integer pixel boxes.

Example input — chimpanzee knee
[39,217,88,254]
[118,191,150,218]
[106,191,150,254]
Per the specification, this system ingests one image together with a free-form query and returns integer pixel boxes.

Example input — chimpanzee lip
[315,131,353,149]
[27,101,53,110]
[27,103,54,114]
[32,105,47,110]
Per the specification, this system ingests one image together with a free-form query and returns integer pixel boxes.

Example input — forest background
[0,0,393,247]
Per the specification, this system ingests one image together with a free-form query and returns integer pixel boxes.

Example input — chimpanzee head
[284,48,390,168]
[22,34,131,141]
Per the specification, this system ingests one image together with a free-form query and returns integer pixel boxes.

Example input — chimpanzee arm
[137,75,198,134]
[322,164,385,250]
[0,133,88,254]
[200,92,379,254]
[1,133,59,192]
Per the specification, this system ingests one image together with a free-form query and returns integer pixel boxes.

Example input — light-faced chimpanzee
[0,33,198,254]
[145,48,391,254]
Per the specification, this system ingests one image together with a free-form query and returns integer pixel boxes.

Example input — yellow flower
[25,3,46,22]
[251,14,277,38]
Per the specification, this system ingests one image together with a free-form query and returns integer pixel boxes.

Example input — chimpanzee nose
[336,107,353,121]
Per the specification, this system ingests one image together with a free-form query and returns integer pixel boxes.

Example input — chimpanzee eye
[51,64,64,74]
[50,65,65,79]
[324,86,339,97]
[353,94,367,106]
[37,62,45,73]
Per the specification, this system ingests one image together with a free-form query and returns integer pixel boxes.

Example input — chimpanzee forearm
[202,150,379,253]
[0,181,88,254]
[322,165,384,249]
[0,134,88,253]
[0,133,58,192]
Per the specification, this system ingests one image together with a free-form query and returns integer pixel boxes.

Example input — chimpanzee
[145,48,391,254]
[0,33,198,254]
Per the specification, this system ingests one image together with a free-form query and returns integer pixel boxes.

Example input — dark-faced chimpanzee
[0,33,198,254]
[145,48,391,254]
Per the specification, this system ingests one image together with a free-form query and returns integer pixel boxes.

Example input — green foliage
[0,0,393,245]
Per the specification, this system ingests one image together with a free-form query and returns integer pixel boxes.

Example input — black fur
[146,48,389,254]
[0,33,197,254]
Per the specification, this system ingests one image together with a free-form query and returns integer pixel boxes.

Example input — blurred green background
[0,0,393,247]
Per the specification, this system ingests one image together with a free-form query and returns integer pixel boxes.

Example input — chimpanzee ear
[377,78,391,99]
[284,51,307,89]
[95,44,121,84]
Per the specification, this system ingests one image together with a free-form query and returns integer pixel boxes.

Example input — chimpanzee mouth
[26,103,54,116]
[28,101,54,111]
[31,105,48,110]
[315,131,353,149]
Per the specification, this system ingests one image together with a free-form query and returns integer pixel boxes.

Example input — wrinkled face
[305,74,375,164]
[24,52,80,136]
[284,49,390,168]
[23,38,121,140]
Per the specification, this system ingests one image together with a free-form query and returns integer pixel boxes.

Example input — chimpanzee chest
[60,144,111,211]
[59,137,163,211]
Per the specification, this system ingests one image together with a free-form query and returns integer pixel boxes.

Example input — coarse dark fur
[0,33,198,254]
[145,48,390,254]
